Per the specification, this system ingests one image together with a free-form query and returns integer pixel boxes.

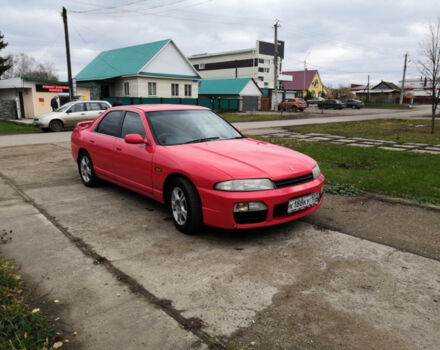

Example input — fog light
[234,201,267,212]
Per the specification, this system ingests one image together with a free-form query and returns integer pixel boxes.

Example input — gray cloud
[0,0,437,86]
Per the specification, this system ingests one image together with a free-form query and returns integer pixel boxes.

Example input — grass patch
[0,121,41,135]
[220,112,304,123]
[0,256,55,349]
[261,137,440,205]
[364,103,409,109]
[289,119,440,145]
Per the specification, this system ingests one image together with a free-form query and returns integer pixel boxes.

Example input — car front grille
[273,173,314,189]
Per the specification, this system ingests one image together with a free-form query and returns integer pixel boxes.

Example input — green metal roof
[75,39,170,81]
[198,78,252,95]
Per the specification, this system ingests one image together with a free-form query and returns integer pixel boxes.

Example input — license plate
[287,193,320,213]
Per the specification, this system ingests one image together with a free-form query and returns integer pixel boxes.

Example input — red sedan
[71,105,324,234]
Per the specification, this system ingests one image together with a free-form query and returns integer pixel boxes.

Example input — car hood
[166,138,316,180]
[36,112,61,120]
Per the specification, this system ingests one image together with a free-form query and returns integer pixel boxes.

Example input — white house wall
[113,77,198,98]
[142,42,197,77]
[240,81,262,96]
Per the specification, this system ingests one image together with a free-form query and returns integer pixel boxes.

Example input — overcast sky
[0,0,438,87]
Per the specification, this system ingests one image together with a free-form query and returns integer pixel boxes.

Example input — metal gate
[242,96,259,111]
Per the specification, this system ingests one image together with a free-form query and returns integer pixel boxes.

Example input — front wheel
[78,152,101,187]
[49,119,63,132]
[169,178,203,234]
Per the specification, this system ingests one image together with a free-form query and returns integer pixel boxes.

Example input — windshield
[147,109,243,146]
[56,102,74,112]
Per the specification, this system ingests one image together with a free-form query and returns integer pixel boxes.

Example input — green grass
[289,119,440,145]
[364,103,409,109]
[262,138,440,205]
[0,121,41,135]
[0,256,55,349]
[220,113,304,123]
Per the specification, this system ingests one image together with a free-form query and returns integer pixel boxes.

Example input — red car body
[71,104,324,231]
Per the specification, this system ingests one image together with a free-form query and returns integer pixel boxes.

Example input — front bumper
[199,174,325,230]
[33,119,49,128]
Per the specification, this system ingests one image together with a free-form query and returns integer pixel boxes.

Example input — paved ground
[2,105,433,148]
[256,130,440,154]
[1,141,440,349]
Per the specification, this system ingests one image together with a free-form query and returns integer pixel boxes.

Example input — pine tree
[0,32,12,77]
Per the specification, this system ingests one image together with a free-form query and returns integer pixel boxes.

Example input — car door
[87,110,125,178]
[64,102,87,127]
[85,102,105,121]
[113,111,153,194]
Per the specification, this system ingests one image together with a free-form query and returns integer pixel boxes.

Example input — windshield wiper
[185,137,220,144]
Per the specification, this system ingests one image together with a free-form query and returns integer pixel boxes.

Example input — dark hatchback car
[342,99,364,109]
[317,99,345,110]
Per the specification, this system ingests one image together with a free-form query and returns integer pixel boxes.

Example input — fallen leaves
[31,308,40,314]
[53,341,63,349]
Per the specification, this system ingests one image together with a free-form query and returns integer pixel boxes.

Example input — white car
[33,100,111,132]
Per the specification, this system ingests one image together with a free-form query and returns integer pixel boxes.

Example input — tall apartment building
[188,40,288,90]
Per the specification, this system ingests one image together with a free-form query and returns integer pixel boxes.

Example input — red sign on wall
[38,98,44,102]
[35,84,69,93]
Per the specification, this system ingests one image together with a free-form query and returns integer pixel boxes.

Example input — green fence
[103,96,240,112]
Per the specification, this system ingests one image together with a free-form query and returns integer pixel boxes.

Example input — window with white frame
[184,84,192,97]
[171,83,179,96]
[123,82,130,96]
[148,82,157,96]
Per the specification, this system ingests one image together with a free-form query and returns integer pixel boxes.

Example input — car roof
[110,104,210,112]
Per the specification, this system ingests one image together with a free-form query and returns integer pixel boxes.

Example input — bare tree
[1,52,58,81]
[417,18,440,134]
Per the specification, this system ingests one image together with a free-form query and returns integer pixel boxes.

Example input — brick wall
[0,100,18,120]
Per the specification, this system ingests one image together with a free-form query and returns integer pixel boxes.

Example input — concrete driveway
[0,140,439,349]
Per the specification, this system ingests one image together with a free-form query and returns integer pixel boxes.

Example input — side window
[87,102,102,111]
[95,110,125,137]
[121,111,146,138]
[100,103,110,110]
[70,103,86,113]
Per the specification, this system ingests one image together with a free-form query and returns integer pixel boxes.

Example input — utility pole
[367,74,370,103]
[273,19,280,111]
[62,7,74,101]
[399,53,408,104]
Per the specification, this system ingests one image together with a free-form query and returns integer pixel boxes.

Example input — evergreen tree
[0,32,12,77]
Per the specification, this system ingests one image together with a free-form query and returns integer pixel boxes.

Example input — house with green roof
[198,78,262,111]
[75,39,201,100]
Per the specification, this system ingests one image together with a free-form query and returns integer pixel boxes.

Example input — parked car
[307,97,325,104]
[278,98,307,112]
[71,105,324,234]
[33,100,111,132]
[317,99,345,110]
[341,99,364,109]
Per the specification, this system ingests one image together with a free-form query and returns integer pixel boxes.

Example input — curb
[361,191,440,212]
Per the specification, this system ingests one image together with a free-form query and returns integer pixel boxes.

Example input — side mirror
[124,134,147,144]
[66,109,72,114]
[234,125,241,132]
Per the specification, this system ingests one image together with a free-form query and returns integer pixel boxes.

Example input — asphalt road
[0,105,433,148]
[0,141,439,349]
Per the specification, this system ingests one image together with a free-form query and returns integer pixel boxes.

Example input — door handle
[81,113,86,115]
[116,147,122,151]
[89,139,95,143]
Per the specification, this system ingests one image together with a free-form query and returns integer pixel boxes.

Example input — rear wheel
[78,152,101,187]
[49,119,63,132]
[169,178,203,234]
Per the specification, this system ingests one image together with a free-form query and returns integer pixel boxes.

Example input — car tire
[49,119,63,132]
[352,105,357,109]
[78,151,101,187]
[292,106,298,112]
[169,178,203,234]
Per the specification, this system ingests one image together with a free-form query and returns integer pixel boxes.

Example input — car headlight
[312,164,321,179]
[214,178,275,191]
